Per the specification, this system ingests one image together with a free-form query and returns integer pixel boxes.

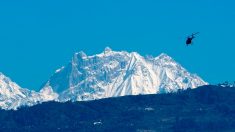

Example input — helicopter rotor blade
[192,32,199,36]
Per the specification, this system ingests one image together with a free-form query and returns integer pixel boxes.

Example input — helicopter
[186,32,199,46]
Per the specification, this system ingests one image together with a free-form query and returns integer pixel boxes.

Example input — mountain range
[0,47,207,109]
[1,85,235,132]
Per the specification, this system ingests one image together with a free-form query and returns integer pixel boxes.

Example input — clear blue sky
[0,0,234,91]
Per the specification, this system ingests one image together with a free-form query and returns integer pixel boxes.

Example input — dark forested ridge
[0,85,235,132]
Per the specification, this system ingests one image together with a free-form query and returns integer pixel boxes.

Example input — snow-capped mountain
[40,47,207,102]
[0,73,41,110]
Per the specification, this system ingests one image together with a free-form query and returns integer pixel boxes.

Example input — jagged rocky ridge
[0,73,41,110]
[40,47,207,102]
[0,47,207,109]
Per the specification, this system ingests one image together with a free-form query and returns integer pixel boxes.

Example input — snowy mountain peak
[0,73,21,95]
[155,53,175,62]
[0,73,41,110]
[104,46,112,53]
[40,48,208,102]
[72,51,87,65]
[75,51,87,59]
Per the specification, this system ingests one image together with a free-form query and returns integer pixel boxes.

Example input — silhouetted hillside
[0,85,235,132]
